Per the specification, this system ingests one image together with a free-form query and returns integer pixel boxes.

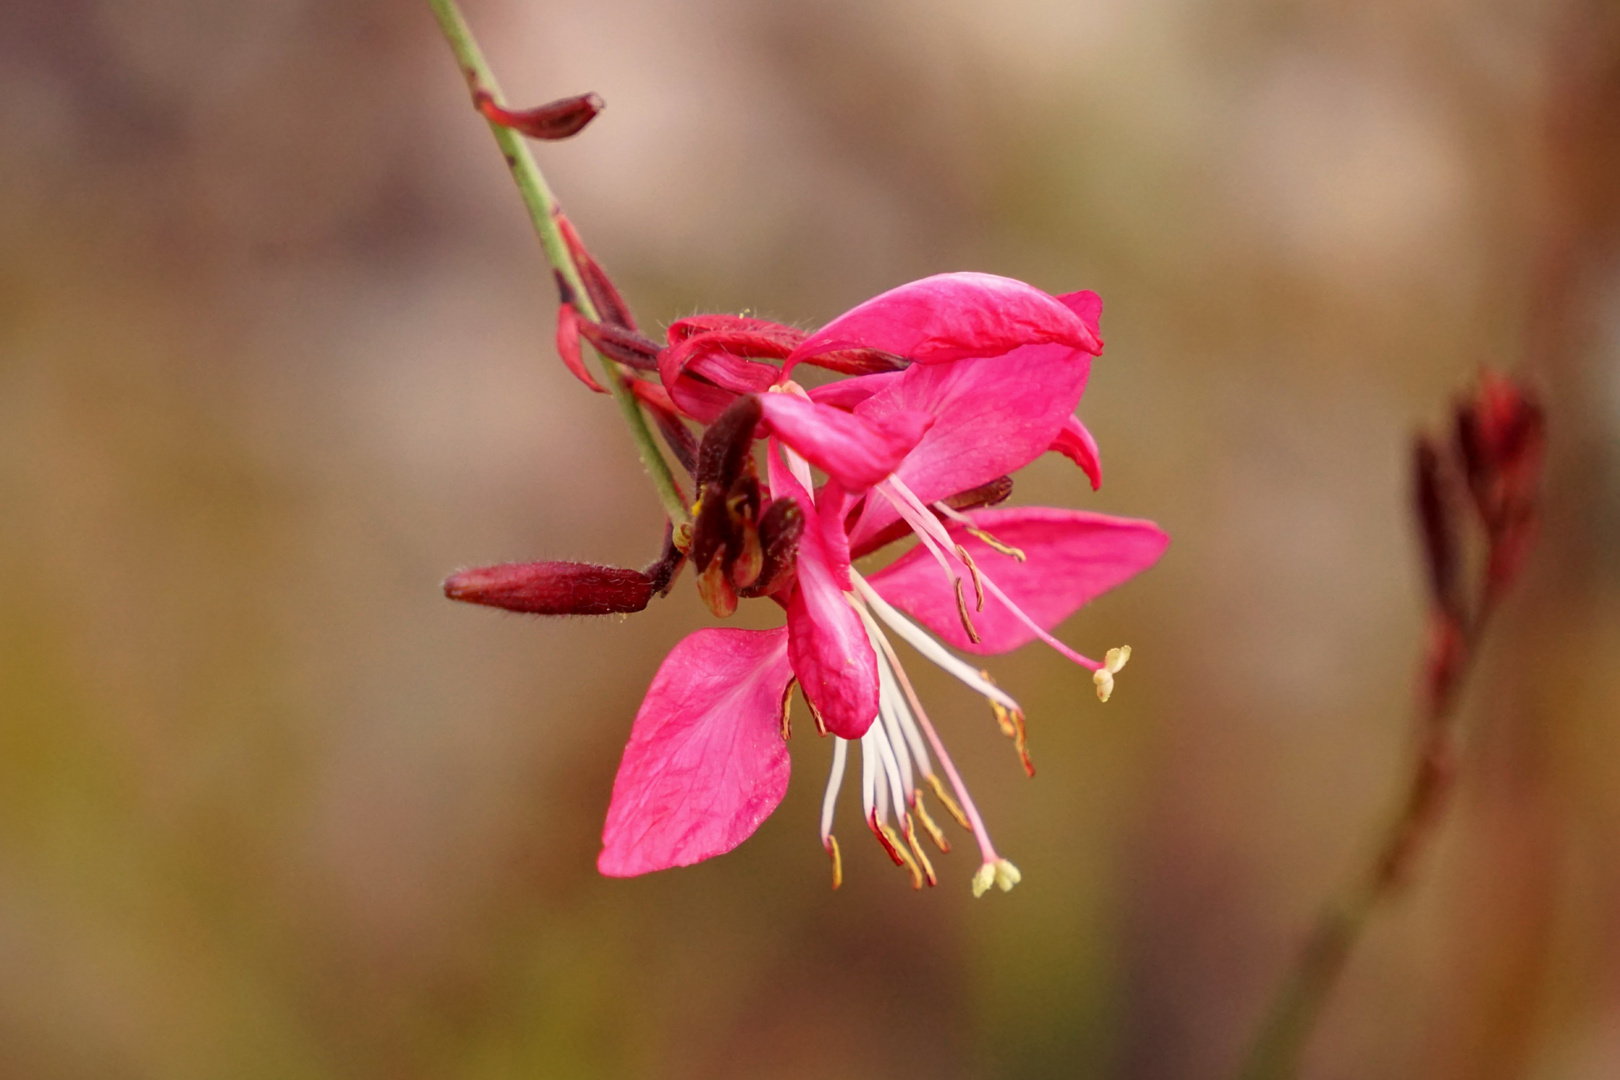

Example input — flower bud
[443,562,653,615]
[1412,436,1462,619]
[474,90,603,140]
[739,497,804,598]
[696,395,764,490]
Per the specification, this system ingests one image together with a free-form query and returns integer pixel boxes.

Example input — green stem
[426,0,690,525]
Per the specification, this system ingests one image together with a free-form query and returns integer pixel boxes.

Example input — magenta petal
[1056,290,1103,349]
[598,627,794,877]
[866,506,1169,654]
[807,370,905,411]
[759,392,933,490]
[1049,415,1103,490]
[790,273,1102,369]
[847,343,1092,549]
[768,447,879,739]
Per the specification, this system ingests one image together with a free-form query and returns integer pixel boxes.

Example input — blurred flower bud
[475,90,603,140]
[444,561,654,615]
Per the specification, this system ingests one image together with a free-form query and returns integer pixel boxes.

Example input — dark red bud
[689,481,734,572]
[555,213,639,332]
[696,395,764,490]
[1412,436,1463,619]
[623,377,698,472]
[796,346,911,375]
[444,561,653,615]
[578,319,661,371]
[739,497,805,598]
[474,90,603,140]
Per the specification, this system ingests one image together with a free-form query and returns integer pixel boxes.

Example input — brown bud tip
[474,91,604,141]
[443,561,652,615]
[1412,436,1462,618]
[696,395,764,490]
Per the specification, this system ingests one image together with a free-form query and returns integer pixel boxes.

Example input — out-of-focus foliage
[0,1,1616,1077]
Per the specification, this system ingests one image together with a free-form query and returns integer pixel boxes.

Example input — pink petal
[807,370,905,411]
[866,506,1169,654]
[1057,290,1103,350]
[759,392,933,491]
[789,272,1101,371]
[768,446,879,738]
[1049,415,1103,490]
[598,627,794,876]
[847,342,1092,550]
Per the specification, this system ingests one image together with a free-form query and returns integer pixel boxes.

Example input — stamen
[825,834,843,890]
[877,815,924,888]
[977,572,1104,671]
[924,773,971,831]
[868,811,906,867]
[954,578,983,643]
[934,502,1027,561]
[980,669,1035,777]
[851,575,1020,712]
[808,696,828,737]
[820,737,848,848]
[911,789,951,852]
[854,591,1004,867]
[903,816,938,887]
[957,545,986,611]
[780,678,796,741]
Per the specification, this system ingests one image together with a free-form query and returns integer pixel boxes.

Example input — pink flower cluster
[445,137,1167,893]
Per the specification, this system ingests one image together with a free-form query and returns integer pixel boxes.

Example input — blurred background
[1,0,1617,1077]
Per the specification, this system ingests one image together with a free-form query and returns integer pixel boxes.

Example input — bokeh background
[2,1,1618,1077]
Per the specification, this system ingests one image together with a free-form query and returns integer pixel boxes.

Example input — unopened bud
[739,497,804,598]
[1413,436,1462,618]
[555,213,638,332]
[474,90,603,140]
[443,561,652,615]
[696,395,764,490]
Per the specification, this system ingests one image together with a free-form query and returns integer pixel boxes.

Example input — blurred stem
[1235,611,1488,1080]
[426,0,690,525]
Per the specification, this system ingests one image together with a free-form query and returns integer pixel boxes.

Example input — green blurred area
[0,1,1617,1077]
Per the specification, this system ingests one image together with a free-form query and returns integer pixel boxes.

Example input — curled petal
[769,447,879,738]
[759,393,933,490]
[1049,415,1103,490]
[599,628,794,876]
[866,507,1169,654]
[789,272,1101,372]
[555,302,607,394]
[1056,290,1103,350]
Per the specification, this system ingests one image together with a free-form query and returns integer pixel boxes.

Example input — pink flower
[591,274,1168,893]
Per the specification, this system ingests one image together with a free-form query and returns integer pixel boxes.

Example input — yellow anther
[911,791,950,853]
[972,862,996,898]
[876,820,924,889]
[954,578,982,643]
[825,835,842,890]
[807,697,828,737]
[956,544,985,611]
[779,679,796,742]
[966,525,1026,562]
[903,816,938,887]
[924,773,971,830]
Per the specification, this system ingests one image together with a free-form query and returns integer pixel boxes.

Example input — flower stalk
[1235,373,1544,1080]
[425,0,690,525]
